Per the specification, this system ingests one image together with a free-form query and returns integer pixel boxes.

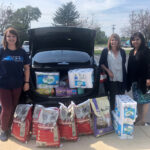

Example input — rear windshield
[32,50,90,64]
[23,41,29,45]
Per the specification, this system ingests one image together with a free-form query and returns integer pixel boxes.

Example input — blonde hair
[2,27,20,49]
[107,33,121,51]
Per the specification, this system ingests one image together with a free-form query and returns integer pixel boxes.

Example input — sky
[1,0,150,36]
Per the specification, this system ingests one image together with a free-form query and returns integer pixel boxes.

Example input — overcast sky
[1,0,150,36]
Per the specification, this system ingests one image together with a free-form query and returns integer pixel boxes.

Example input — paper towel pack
[112,111,134,139]
[115,95,137,123]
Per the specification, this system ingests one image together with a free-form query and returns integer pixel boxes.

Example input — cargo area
[29,66,99,106]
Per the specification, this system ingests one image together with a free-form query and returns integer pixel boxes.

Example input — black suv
[27,27,100,106]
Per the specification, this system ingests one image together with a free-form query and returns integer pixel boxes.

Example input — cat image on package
[90,97,114,137]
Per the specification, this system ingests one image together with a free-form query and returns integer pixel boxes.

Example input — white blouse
[107,50,123,82]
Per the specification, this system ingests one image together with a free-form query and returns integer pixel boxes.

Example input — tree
[121,9,150,43]
[95,27,108,44]
[0,4,13,34]
[10,5,41,43]
[53,2,80,26]
[77,16,107,44]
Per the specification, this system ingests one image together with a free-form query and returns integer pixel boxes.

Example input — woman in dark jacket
[127,32,150,126]
[99,33,126,110]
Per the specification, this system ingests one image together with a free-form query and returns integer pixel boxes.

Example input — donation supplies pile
[112,95,137,139]
[35,68,94,97]
[10,94,138,147]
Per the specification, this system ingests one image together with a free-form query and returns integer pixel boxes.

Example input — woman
[99,33,126,111]
[0,27,30,141]
[127,32,150,126]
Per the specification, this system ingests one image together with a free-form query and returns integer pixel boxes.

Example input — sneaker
[0,131,8,142]
[6,129,11,137]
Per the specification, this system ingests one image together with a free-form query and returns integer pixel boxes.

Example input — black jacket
[99,48,127,91]
[127,47,150,94]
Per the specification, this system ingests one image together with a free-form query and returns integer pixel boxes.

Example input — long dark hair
[2,27,20,49]
[130,32,146,51]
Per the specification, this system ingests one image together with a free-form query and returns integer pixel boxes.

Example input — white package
[115,95,137,123]
[112,111,134,139]
[68,68,94,88]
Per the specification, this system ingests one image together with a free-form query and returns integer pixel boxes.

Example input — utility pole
[112,24,116,33]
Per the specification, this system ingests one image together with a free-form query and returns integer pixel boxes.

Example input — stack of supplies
[112,95,137,139]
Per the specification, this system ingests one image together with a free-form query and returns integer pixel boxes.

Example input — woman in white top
[99,34,127,110]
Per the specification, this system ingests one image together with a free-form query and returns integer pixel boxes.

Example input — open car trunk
[27,27,99,107]
[30,64,99,107]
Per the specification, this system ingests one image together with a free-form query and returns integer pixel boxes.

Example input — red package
[76,117,93,135]
[11,104,33,142]
[36,124,60,147]
[58,102,78,141]
[36,107,60,147]
[75,100,93,135]
[32,105,44,139]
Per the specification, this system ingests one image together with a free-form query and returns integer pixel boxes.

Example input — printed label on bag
[72,121,76,136]
[20,122,26,137]
[53,126,59,141]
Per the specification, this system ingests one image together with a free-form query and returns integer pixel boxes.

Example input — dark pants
[0,88,22,131]
[108,81,125,111]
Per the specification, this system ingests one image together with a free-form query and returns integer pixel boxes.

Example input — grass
[94,48,131,55]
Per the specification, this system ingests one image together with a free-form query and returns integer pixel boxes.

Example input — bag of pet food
[75,100,93,135]
[32,105,44,139]
[58,102,78,141]
[90,97,114,137]
[36,107,60,147]
[11,104,33,142]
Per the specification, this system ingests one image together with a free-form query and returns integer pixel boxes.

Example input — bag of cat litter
[75,100,93,135]
[90,97,114,137]
[58,102,78,141]
[11,104,33,142]
[36,107,60,147]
